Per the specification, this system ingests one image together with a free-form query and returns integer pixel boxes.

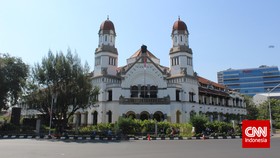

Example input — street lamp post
[267,83,280,136]
[267,91,273,136]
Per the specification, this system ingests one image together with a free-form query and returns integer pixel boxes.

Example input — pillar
[81,113,86,125]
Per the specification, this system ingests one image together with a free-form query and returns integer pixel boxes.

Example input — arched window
[176,90,180,101]
[154,111,164,122]
[140,86,148,98]
[130,86,138,97]
[92,111,98,125]
[140,111,150,121]
[107,111,112,123]
[150,86,158,98]
[105,35,107,42]
[180,35,183,42]
[189,92,195,102]
[126,111,136,119]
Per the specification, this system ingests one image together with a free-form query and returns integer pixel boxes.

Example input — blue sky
[0,0,279,82]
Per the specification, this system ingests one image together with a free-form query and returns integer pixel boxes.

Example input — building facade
[72,18,246,126]
[253,92,280,106]
[218,66,280,96]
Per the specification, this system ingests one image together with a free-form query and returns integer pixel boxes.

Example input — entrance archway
[92,111,98,125]
[140,111,150,121]
[126,111,136,119]
[153,111,164,122]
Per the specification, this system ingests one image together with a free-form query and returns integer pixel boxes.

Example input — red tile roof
[198,76,226,89]
[130,48,158,59]
[100,19,115,32]
[172,18,188,34]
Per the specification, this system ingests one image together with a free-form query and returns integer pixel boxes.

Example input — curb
[0,135,242,141]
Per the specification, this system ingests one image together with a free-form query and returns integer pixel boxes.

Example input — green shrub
[79,126,96,135]
[166,128,172,136]
[205,121,233,134]
[117,117,137,135]
[190,115,208,134]
[78,123,115,135]
[141,120,155,134]
[178,123,192,137]
[157,121,171,135]
[97,123,112,131]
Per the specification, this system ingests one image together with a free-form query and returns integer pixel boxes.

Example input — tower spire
[107,15,109,20]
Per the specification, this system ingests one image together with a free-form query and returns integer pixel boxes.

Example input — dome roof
[100,18,115,33]
[172,18,188,33]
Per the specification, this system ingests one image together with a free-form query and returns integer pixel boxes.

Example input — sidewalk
[272,133,280,138]
[1,134,279,141]
[0,134,242,140]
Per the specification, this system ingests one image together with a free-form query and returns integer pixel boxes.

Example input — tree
[258,99,280,128]
[243,95,259,120]
[24,49,98,132]
[189,115,208,134]
[0,53,29,112]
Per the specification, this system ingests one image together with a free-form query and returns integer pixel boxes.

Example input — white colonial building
[72,18,247,126]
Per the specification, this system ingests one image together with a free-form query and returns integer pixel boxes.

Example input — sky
[0,0,280,82]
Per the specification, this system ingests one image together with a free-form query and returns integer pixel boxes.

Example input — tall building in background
[217,65,280,96]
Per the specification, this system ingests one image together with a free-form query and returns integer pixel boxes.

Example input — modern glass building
[217,65,280,96]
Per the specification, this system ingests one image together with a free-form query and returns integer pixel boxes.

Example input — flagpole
[144,59,146,98]
[144,56,146,98]
[142,45,147,99]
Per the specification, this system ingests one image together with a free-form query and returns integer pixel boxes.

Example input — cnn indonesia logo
[242,120,270,148]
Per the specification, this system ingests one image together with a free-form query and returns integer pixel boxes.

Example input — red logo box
[242,120,270,148]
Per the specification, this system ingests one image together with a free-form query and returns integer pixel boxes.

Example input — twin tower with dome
[73,18,247,126]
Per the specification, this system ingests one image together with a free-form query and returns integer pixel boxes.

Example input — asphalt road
[0,138,279,158]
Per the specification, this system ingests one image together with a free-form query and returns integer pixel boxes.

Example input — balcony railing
[119,96,170,104]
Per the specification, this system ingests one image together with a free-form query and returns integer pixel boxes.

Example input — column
[73,114,77,125]
[138,84,141,97]
[202,95,205,104]
[164,114,168,120]
[150,113,153,120]
[210,114,213,122]
[81,113,86,125]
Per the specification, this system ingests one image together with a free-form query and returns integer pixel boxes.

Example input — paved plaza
[0,137,279,158]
